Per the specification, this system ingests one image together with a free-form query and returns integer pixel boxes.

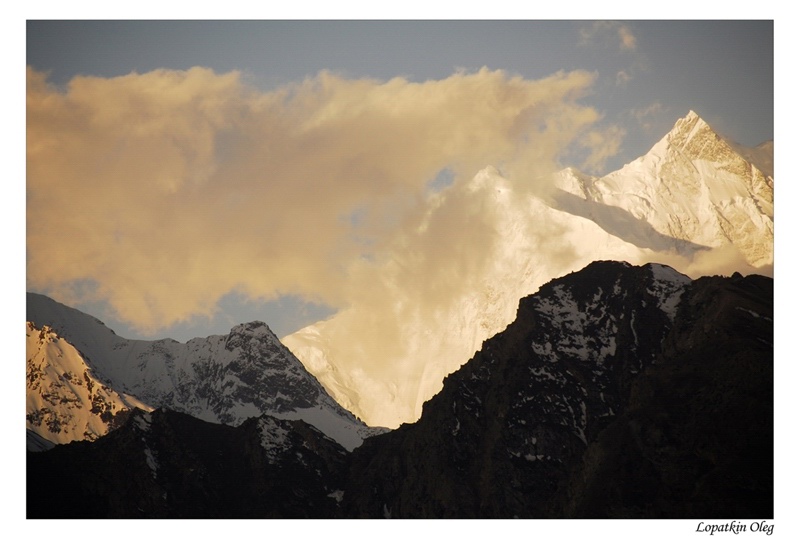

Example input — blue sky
[25,20,775,341]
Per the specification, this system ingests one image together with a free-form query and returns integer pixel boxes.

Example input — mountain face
[27,261,773,518]
[26,322,152,445]
[283,111,774,428]
[341,262,773,518]
[554,110,773,266]
[27,293,382,451]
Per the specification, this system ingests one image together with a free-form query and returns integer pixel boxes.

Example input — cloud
[577,22,643,88]
[631,101,669,131]
[616,70,632,87]
[638,242,774,283]
[284,164,627,426]
[577,124,626,173]
[27,66,609,334]
[579,21,638,52]
[616,24,638,51]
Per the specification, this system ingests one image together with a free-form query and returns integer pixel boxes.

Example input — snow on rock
[26,321,152,447]
[257,416,293,463]
[529,284,619,367]
[573,111,774,267]
[647,263,691,321]
[27,294,381,451]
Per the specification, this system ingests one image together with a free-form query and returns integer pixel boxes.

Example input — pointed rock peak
[230,320,277,338]
[640,110,773,180]
[682,109,706,125]
[684,109,703,123]
[224,320,284,352]
[669,110,712,141]
[656,110,749,166]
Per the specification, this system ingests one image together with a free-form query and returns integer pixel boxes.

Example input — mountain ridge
[26,292,383,451]
[340,261,773,517]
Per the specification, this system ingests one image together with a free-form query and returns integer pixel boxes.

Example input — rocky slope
[26,322,152,445]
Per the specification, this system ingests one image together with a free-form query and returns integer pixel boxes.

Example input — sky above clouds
[25,20,774,342]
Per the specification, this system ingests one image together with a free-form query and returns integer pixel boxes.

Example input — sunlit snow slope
[282,111,774,428]
[26,322,152,445]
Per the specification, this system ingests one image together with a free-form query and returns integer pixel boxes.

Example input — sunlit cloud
[639,243,774,282]
[579,21,638,52]
[577,124,626,174]
[632,101,669,131]
[27,66,611,334]
[616,70,632,87]
[617,24,638,51]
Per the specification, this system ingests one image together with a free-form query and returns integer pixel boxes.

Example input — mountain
[27,408,349,518]
[26,429,56,453]
[282,111,774,428]
[27,261,773,518]
[26,321,152,446]
[341,262,773,518]
[27,293,383,451]
[553,110,773,266]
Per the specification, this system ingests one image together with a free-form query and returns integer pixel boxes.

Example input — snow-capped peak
[27,293,383,451]
[665,111,731,160]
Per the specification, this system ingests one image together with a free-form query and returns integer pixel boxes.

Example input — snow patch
[452,417,460,436]
[258,418,293,462]
[736,307,772,322]
[143,445,158,479]
[648,263,690,320]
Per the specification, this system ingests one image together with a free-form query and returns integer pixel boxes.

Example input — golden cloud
[27,66,610,334]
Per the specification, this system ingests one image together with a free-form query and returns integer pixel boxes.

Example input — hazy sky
[25,20,774,341]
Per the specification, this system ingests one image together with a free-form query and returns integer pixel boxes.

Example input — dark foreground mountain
[342,261,773,518]
[27,261,773,518]
[27,408,348,518]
